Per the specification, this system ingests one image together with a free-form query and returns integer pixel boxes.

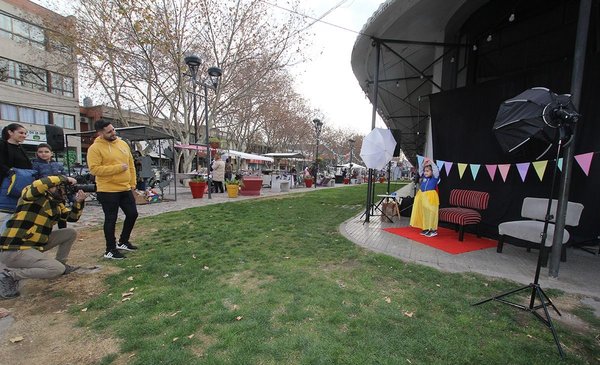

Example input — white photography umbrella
[359,128,397,170]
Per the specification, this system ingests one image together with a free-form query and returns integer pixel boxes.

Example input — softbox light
[493,87,577,160]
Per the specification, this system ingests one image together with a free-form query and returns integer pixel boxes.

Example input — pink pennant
[516,163,530,182]
[444,162,453,175]
[485,164,497,181]
[498,164,511,182]
[574,152,594,176]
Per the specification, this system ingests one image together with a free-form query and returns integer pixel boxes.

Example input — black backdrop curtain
[429,56,600,240]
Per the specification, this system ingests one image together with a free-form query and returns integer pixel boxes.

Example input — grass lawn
[77,184,599,365]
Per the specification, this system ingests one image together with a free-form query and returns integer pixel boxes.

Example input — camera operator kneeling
[0,175,88,299]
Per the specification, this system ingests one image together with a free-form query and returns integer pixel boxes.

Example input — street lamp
[185,54,222,199]
[312,118,323,188]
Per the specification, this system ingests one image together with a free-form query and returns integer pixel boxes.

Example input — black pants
[213,181,224,193]
[97,191,138,251]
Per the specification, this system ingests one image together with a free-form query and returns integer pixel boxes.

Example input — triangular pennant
[532,160,548,181]
[485,164,497,181]
[444,162,453,175]
[498,164,511,182]
[470,164,481,180]
[436,160,445,173]
[516,162,530,182]
[457,163,467,179]
[417,155,424,169]
[574,152,594,176]
[557,158,563,172]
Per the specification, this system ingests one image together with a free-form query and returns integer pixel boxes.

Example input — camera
[65,183,96,194]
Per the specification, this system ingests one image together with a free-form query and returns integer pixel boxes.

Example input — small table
[361,194,401,222]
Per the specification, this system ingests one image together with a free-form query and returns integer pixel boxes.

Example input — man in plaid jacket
[0,175,88,299]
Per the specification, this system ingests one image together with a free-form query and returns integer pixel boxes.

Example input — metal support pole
[192,78,199,173]
[314,135,319,188]
[549,0,591,277]
[204,84,212,199]
[364,40,381,223]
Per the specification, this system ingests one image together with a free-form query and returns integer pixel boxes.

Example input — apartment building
[0,0,81,162]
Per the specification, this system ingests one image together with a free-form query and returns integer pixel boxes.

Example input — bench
[438,189,490,241]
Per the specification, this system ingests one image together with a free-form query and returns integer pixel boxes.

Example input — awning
[263,152,304,159]
[223,150,274,162]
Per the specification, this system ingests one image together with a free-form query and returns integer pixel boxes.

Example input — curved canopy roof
[351,0,473,163]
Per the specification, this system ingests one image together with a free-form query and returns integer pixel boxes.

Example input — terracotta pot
[189,181,206,199]
[226,184,239,198]
[343,178,350,184]
[240,176,262,196]
[304,179,313,188]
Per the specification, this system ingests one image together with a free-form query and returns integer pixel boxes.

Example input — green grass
[77,184,599,364]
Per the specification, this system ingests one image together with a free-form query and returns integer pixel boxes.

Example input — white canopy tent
[338,162,367,170]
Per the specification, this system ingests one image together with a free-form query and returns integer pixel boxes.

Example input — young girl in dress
[410,157,440,237]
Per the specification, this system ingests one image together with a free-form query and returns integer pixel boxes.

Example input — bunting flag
[486,164,497,181]
[444,162,453,175]
[574,152,594,176]
[516,163,530,182]
[557,158,563,171]
[436,159,445,173]
[532,160,548,181]
[426,151,595,183]
[498,164,511,182]
[457,163,467,179]
[470,164,481,180]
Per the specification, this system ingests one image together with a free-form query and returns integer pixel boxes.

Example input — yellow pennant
[532,160,548,181]
[457,163,468,179]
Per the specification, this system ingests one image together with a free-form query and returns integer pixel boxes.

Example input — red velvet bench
[438,189,490,241]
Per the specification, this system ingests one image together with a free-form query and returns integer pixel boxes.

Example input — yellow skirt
[409,190,439,230]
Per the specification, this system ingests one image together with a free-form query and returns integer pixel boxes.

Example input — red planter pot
[240,176,262,196]
[189,181,206,199]
[343,178,350,185]
[304,179,313,188]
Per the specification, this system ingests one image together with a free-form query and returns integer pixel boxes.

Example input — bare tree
[67,0,313,172]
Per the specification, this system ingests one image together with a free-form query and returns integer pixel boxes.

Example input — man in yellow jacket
[87,120,138,260]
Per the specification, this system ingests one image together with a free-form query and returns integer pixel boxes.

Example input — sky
[288,0,385,135]
[33,0,385,135]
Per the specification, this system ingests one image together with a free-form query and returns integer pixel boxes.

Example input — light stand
[313,118,323,188]
[184,54,222,200]
[474,112,578,359]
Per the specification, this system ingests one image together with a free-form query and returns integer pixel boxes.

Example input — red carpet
[383,226,497,255]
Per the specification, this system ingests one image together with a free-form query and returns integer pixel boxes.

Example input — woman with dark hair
[0,123,32,180]
[1,123,33,213]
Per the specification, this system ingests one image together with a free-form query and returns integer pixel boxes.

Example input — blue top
[418,162,440,192]
[31,158,65,178]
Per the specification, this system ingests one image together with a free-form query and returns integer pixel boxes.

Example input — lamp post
[312,118,323,188]
[185,54,222,199]
[348,138,355,171]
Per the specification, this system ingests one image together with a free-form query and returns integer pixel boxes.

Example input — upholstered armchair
[496,197,584,262]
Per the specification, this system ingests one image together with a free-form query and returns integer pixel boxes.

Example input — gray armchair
[496,197,584,262]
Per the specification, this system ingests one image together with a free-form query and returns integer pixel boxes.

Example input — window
[51,73,74,97]
[0,103,48,125]
[19,63,47,91]
[0,57,75,98]
[0,13,45,49]
[0,103,18,121]
[53,112,75,129]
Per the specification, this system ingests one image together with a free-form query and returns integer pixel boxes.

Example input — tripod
[473,129,572,359]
